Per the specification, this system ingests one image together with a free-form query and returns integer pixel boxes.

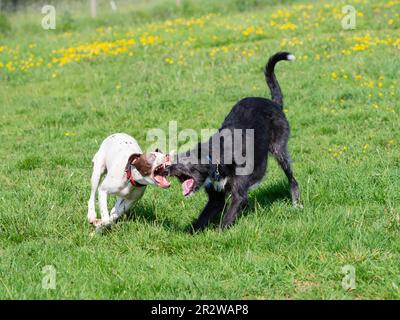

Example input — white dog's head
[128,150,171,188]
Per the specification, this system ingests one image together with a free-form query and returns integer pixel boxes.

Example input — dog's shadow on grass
[247,181,291,209]
[124,202,179,231]
[119,181,291,232]
[208,180,291,227]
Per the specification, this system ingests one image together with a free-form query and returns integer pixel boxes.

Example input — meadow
[0,0,399,299]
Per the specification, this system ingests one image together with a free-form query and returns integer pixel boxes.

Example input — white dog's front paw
[88,215,101,225]
[92,219,103,227]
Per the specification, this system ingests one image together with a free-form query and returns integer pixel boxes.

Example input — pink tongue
[182,179,194,196]
[154,175,171,188]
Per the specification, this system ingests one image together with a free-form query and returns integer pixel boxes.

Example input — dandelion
[5,62,15,72]
[328,145,348,159]
[279,22,298,30]
[351,43,369,51]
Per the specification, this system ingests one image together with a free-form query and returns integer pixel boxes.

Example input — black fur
[167,52,301,232]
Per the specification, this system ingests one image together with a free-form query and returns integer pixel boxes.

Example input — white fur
[204,177,229,192]
[87,133,165,228]
[287,54,296,61]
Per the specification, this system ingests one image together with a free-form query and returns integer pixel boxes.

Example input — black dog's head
[166,162,209,197]
[165,144,210,197]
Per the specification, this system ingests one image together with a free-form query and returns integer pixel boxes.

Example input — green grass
[0,0,399,299]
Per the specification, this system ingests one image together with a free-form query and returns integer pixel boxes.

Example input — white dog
[88,133,171,228]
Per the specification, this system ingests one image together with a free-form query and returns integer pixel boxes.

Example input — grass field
[0,0,399,299]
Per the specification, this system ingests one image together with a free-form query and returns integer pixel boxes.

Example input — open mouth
[153,164,171,188]
[182,178,195,197]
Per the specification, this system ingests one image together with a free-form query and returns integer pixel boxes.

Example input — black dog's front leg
[190,188,226,233]
[220,194,248,229]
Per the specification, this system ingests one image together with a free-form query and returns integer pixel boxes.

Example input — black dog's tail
[264,52,295,108]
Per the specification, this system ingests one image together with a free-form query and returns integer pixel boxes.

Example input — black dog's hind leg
[272,145,301,207]
[190,188,226,233]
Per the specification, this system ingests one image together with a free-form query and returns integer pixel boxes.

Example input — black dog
[166,52,301,232]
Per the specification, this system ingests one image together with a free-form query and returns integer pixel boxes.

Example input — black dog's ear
[154,148,162,153]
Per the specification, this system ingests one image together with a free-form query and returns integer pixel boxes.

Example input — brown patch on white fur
[130,154,153,176]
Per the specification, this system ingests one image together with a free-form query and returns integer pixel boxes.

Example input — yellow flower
[279,22,298,30]
[351,43,368,51]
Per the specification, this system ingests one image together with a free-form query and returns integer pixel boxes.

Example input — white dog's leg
[87,156,105,224]
[110,197,134,222]
[98,183,111,226]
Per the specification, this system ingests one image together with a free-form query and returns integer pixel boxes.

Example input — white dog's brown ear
[128,153,142,164]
